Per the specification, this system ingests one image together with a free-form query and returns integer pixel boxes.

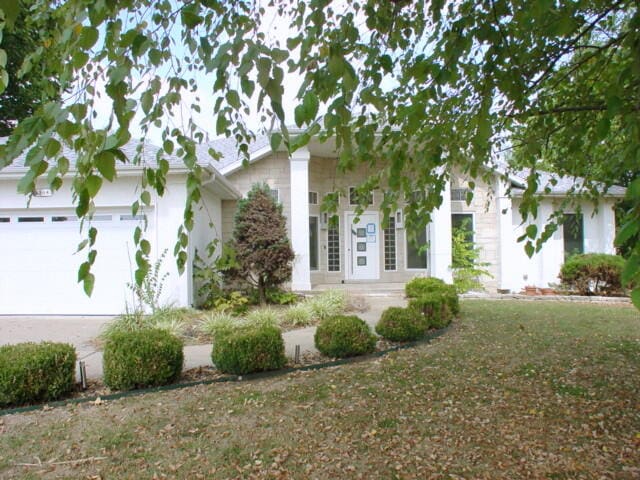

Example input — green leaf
[79,26,99,49]
[85,174,103,197]
[526,224,537,239]
[524,242,534,258]
[45,139,61,157]
[181,4,203,28]
[615,220,639,246]
[83,273,95,296]
[140,239,151,255]
[78,261,90,282]
[294,105,306,128]
[95,151,116,181]
[240,76,255,97]
[303,91,319,121]
[270,133,282,152]
[141,190,151,206]
[226,90,241,109]
[141,91,153,114]
[632,288,640,309]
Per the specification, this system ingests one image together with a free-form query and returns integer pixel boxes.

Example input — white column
[289,148,312,291]
[429,180,453,283]
[496,178,515,291]
[538,201,563,288]
[600,200,616,254]
[154,181,191,308]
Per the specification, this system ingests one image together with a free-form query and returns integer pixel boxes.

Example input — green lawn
[1,300,639,479]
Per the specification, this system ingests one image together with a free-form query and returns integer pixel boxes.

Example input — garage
[0,209,151,315]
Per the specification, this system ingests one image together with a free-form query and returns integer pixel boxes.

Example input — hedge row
[2,278,457,408]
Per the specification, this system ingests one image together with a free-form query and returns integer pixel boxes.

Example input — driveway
[0,316,112,378]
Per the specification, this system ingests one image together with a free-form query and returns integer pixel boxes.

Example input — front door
[346,212,380,280]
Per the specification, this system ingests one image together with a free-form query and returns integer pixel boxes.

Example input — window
[349,187,373,206]
[328,225,340,272]
[91,215,113,221]
[269,188,279,203]
[52,216,78,222]
[451,213,474,267]
[17,217,44,223]
[384,217,397,271]
[451,188,471,202]
[406,227,428,269]
[309,216,319,271]
[309,191,318,205]
[563,213,584,259]
[0,217,10,223]
[120,214,146,221]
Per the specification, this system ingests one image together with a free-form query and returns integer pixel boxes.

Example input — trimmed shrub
[314,315,376,358]
[0,342,76,407]
[409,293,453,329]
[559,253,626,296]
[405,277,447,298]
[405,277,460,316]
[211,323,286,375]
[375,307,429,342]
[103,329,184,391]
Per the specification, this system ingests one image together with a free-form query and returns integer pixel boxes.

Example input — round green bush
[103,329,184,391]
[405,277,447,298]
[405,277,460,316]
[211,323,286,375]
[314,315,377,358]
[559,253,626,296]
[375,307,429,342]
[0,342,76,408]
[409,293,454,329]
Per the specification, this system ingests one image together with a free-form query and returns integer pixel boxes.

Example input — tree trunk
[258,278,266,305]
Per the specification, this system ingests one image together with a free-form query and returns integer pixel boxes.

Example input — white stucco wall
[507,197,618,292]
[0,170,225,313]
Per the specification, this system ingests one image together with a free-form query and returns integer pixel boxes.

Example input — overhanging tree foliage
[226,183,294,304]
[0,0,61,135]
[0,1,637,306]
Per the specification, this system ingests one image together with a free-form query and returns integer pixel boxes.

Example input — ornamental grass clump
[0,342,76,408]
[314,315,376,358]
[245,307,279,328]
[211,323,286,375]
[282,302,313,327]
[306,289,348,320]
[103,329,184,391]
[375,307,429,342]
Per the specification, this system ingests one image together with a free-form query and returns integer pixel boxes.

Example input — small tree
[227,183,294,304]
[450,220,492,293]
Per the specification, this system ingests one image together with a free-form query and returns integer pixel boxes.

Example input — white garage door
[0,211,154,315]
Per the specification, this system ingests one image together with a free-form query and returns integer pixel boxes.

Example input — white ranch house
[0,135,625,314]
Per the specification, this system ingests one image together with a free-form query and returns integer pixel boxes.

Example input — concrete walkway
[0,296,407,381]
